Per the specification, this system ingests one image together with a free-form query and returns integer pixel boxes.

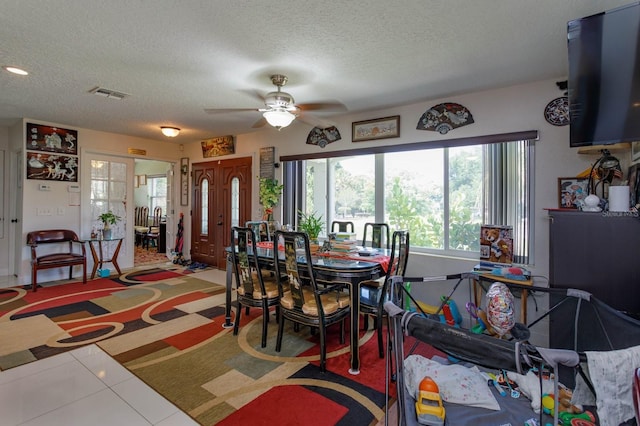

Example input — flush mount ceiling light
[160,126,180,137]
[3,66,28,75]
[263,109,296,130]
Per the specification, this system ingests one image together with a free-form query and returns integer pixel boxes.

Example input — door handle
[11,219,19,223]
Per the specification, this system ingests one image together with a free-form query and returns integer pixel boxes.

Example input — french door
[191,157,251,269]
[82,153,134,271]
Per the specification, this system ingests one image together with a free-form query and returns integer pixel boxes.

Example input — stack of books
[330,232,358,253]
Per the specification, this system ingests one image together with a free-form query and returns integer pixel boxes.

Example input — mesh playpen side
[383,274,640,426]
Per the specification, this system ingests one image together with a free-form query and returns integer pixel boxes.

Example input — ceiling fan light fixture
[263,109,295,130]
[160,126,180,137]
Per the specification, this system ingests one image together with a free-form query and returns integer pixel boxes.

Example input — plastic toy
[415,377,445,426]
[558,410,595,426]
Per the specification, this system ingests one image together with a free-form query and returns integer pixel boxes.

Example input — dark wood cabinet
[548,209,640,315]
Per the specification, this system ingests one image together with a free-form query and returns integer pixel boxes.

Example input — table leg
[111,239,123,275]
[348,281,360,375]
[521,289,528,324]
[223,253,234,328]
[89,241,99,279]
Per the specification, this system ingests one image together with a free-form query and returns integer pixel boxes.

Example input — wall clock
[544,96,569,126]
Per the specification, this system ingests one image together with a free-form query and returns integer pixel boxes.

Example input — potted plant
[98,210,121,239]
[259,177,284,220]
[298,210,324,246]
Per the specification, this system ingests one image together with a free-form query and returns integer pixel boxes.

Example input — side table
[87,237,123,279]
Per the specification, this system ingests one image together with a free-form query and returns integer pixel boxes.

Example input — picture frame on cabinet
[633,141,640,162]
[558,177,588,209]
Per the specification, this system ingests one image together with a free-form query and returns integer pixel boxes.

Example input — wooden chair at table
[246,220,272,242]
[273,230,351,372]
[134,206,149,246]
[331,220,355,233]
[362,222,390,250]
[230,226,281,348]
[144,207,162,251]
[359,229,410,358]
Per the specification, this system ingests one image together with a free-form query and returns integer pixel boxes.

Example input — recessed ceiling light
[3,66,29,76]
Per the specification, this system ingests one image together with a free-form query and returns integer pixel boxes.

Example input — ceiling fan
[204,74,346,130]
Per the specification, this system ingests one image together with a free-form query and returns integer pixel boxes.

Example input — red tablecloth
[256,241,284,250]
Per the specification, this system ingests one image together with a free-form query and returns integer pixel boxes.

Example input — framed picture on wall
[26,152,78,182]
[180,157,189,206]
[557,177,588,209]
[26,122,78,155]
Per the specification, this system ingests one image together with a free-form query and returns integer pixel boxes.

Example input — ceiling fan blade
[296,112,332,129]
[243,89,267,102]
[297,101,347,112]
[204,107,258,114]
[251,117,267,128]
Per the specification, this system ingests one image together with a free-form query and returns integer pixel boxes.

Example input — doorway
[133,159,174,267]
[191,157,252,269]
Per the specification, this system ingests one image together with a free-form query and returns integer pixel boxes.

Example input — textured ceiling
[0,0,631,143]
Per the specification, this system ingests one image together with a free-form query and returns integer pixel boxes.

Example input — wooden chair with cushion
[27,229,87,292]
[359,229,409,358]
[362,222,390,250]
[144,207,162,250]
[331,220,354,233]
[273,230,351,372]
[134,206,149,246]
[230,226,281,348]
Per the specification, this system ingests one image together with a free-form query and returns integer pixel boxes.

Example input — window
[282,131,535,264]
[148,176,167,214]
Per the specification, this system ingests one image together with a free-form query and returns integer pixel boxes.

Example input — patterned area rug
[134,244,172,266]
[0,266,439,425]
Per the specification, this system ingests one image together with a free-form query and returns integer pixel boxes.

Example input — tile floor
[0,267,228,426]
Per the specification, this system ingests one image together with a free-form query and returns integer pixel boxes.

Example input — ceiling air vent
[89,86,130,100]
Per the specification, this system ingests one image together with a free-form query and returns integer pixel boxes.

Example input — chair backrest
[230,226,267,296]
[273,230,318,310]
[151,207,162,227]
[246,220,271,241]
[362,222,390,249]
[331,221,354,233]
[27,229,80,245]
[385,230,410,281]
[135,206,149,227]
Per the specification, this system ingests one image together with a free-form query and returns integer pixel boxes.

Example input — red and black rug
[0,267,439,425]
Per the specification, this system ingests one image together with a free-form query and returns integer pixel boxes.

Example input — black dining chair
[331,221,355,233]
[362,222,390,250]
[230,226,281,348]
[273,230,351,372]
[359,229,410,358]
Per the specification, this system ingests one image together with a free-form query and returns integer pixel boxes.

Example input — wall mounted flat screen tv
[568,2,640,147]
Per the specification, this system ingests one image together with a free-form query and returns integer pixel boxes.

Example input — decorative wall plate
[544,96,569,126]
[416,103,474,134]
[306,126,341,148]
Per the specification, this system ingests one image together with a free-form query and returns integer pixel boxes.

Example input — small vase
[103,228,112,240]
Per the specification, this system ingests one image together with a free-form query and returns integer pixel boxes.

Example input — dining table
[223,243,390,375]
